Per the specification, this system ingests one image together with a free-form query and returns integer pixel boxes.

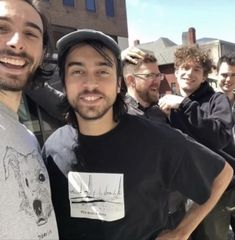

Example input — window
[86,0,96,12]
[105,0,114,17]
[63,0,74,7]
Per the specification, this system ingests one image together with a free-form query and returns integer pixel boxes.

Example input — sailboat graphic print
[68,172,125,221]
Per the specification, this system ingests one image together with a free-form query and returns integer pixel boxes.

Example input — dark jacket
[170,81,235,170]
[124,94,167,124]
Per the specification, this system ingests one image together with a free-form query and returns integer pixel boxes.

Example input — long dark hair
[58,40,127,170]
[24,0,54,87]
[58,40,127,128]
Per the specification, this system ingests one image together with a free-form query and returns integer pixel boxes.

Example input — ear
[202,74,208,82]
[126,74,136,88]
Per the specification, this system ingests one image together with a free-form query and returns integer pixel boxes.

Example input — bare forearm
[157,161,233,240]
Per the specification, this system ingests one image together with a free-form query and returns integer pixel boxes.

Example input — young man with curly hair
[159,46,235,240]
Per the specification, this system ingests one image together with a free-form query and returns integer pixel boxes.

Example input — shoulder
[48,124,76,139]
[43,124,77,156]
[209,91,230,103]
[124,114,187,144]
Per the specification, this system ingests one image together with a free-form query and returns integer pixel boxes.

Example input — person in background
[122,53,167,123]
[158,46,235,240]
[0,0,58,239]
[123,52,186,228]
[217,53,235,139]
[43,28,233,240]
[217,53,235,237]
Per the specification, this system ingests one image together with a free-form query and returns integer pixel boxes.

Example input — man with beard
[43,29,233,240]
[122,53,167,123]
[0,0,58,239]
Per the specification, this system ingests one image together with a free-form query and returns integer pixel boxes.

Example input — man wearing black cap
[43,29,233,240]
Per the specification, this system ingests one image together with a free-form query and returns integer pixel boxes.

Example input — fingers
[121,47,146,64]
[159,104,171,116]
[159,96,171,116]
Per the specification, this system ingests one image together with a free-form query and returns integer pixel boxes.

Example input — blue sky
[126,0,235,45]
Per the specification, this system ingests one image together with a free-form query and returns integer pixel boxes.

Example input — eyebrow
[26,22,43,35]
[67,61,113,68]
[0,16,43,35]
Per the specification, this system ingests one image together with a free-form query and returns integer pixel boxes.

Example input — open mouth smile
[0,56,27,69]
[80,94,103,104]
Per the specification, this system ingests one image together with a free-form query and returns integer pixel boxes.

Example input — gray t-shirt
[0,103,58,240]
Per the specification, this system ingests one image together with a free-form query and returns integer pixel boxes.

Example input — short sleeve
[170,134,225,204]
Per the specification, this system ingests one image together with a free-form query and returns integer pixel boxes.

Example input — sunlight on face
[175,61,205,96]
[0,0,43,91]
[65,44,119,121]
[218,62,235,93]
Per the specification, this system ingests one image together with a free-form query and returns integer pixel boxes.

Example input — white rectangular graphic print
[68,172,124,222]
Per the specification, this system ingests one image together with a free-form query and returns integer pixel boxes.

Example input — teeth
[0,57,25,66]
[84,96,99,101]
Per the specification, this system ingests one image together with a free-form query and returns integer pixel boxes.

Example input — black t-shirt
[45,114,225,240]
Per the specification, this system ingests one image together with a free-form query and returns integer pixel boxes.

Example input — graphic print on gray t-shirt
[3,146,53,226]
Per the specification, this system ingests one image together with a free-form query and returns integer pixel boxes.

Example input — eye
[24,31,40,39]
[194,67,201,72]
[149,73,156,78]
[97,69,110,77]
[39,173,46,182]
[0,25,9,34]
[71,69,85,76]
[221,73,228,78]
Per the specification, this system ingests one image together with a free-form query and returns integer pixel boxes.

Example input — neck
[127,89,150,108]
[76,109,118,136]
[226,91,235,105]
[0,90,22,112]
[179,90,189,97]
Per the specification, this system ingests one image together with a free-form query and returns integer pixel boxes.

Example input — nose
[185,68,193,75]
[226,75,232,80]
[7,32,25,51]
[83,74,98,90]
[33,199,42,217]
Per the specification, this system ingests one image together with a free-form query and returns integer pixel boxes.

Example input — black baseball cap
[56,29,121,68]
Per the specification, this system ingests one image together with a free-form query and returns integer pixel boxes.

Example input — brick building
[39,0,128,50]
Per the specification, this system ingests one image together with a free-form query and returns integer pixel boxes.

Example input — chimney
[188,27,196,45]
[133,40,140,46]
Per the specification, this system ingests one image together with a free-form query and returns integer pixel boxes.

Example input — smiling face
[133,62,161,105]
[218,62,235,94]
[0,0,44,91]
[175,61,205,96]
[64,44,119,122]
